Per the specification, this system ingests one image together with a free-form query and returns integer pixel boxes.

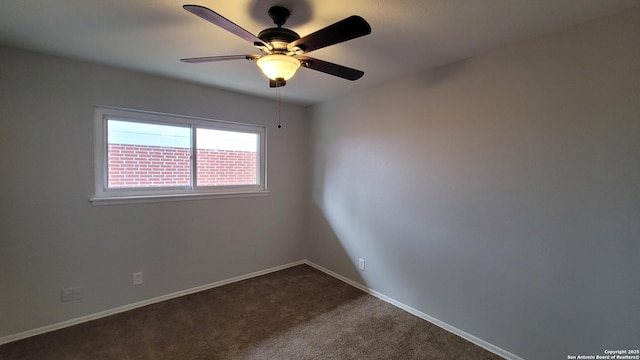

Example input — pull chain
[275,82,282,128]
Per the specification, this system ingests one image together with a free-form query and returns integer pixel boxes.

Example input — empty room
[1,1,639,359]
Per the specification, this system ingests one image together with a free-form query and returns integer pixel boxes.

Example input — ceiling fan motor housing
[258,28,299,44]
[259,6,300,51]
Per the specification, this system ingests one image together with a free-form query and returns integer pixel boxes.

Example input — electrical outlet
[133,272,143,286]
[358,258,366,271]
[61,288,73,302]
[62,286,83,302]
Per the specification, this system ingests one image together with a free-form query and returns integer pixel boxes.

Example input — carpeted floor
[0,265,503,359]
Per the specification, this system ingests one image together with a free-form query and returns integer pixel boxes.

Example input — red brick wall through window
[108,144,257,187]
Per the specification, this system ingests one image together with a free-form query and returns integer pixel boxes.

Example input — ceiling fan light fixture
[257,54,301,81]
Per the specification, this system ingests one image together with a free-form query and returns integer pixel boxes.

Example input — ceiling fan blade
[180,54,260,63]
[288,16,371,54]
[298,57,364,80]
[183,5,265,46]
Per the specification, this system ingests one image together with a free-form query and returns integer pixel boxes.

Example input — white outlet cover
[133,272,143,285]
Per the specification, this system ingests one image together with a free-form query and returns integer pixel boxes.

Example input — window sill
[90,190,269,206]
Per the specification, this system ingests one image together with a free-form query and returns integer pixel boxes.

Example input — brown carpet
[0,265,502,359]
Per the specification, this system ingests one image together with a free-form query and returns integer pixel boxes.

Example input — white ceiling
[1,0,638,105]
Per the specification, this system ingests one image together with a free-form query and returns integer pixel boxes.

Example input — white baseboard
[303,260,525,360]
[2,259,523,360]
[0,260,305,346]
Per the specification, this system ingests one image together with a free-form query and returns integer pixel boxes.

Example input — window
[92,107,267,205]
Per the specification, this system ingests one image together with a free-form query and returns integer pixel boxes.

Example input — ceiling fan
[181,4,372,88]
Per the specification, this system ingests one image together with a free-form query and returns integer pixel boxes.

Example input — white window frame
[91,106,267,205]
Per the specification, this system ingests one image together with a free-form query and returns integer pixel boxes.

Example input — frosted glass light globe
[257,54,301,80]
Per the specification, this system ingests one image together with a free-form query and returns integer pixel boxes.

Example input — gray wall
[0,46,309,337]
[308,7,640,360]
